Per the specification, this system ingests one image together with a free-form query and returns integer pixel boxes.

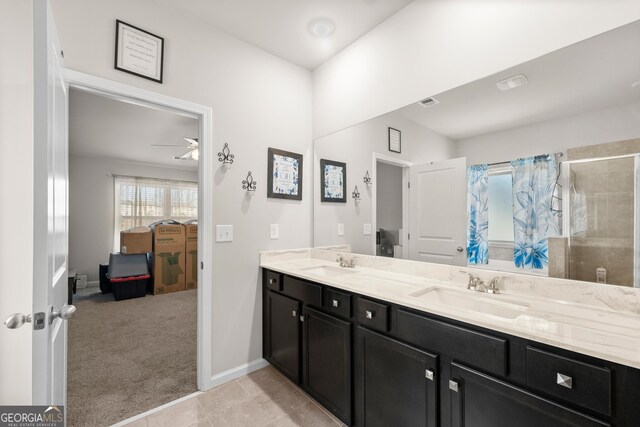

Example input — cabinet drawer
[525,346,611,417]
[282,276,322,307]
[396,309,507,377]
[265,270,282,292]
[357,297,389,332]
[323,288,352,318]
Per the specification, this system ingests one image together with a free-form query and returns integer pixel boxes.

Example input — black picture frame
[267,148,303,200]
[114,20,164,83]
[388,127,401,153]
[320,159,347,203]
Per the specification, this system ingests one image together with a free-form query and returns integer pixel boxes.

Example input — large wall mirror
[314,20,640,288]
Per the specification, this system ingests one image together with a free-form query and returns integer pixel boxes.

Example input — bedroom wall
[68,156,198,283]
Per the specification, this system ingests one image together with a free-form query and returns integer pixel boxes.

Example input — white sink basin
[300,265,358,278]
[410,287,530,320]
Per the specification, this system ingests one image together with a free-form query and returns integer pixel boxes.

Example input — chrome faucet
[337,254,356,268]
[487,276,507,294]
[460,271,486,292]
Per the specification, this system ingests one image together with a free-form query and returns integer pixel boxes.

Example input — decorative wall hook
[218,143,234,164]
[242,171,257,191]
[352,185,361,200]
[363,171,372,185]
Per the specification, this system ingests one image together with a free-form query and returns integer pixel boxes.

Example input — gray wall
[69,156,199,282]
[53,0,313,377]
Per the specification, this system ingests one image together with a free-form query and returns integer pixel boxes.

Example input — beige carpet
[67,289,197,426]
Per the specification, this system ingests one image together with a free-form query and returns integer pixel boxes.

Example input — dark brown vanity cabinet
[449,363,609,427]
[263,274,353,424]
[264,290,301,383]
[262,269,640,427]
[356,327,438,427]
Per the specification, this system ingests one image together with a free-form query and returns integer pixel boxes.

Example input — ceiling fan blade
[183,137,198,147]
[174,150,195,161]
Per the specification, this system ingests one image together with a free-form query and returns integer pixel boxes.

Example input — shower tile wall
[568,157,634,286]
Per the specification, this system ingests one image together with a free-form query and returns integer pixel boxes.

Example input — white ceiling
[153,0,413,69]
[396,20,640,140]
[69,89,199,169]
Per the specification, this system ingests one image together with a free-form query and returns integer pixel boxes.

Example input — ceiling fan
[151,137,199,161]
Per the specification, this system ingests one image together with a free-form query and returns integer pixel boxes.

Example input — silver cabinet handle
[332,299,340,308]
[449,380,459,392]
[456,247,464,252]
[365,310,374,319]
[269,278,276,284]
[292,310,297,317]
[557,373,573,389]
[425,369,434,381]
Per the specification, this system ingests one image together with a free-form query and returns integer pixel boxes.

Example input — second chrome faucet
[460,271,507,294]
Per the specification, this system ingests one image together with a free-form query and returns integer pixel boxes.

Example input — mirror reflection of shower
[556,147,639,287]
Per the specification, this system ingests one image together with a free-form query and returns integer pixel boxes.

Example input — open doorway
[373,155,410,259]
[66,87,200,426]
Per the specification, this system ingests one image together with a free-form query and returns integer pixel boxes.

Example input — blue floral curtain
[510,155,559,269]
[467,165,489,264]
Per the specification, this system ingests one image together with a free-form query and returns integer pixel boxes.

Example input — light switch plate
[215,225,233,242]
[270,224,279,240]
[338,223,345,236]
[363,223,372,235]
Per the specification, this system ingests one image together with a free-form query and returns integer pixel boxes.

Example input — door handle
[4,313,32,329]
[49,304,76,325]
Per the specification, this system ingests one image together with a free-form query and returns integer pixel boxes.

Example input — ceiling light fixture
[308,18,335,38]
[496,74,528,91]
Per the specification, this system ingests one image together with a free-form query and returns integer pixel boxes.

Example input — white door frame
[371,153,412,258]
[65,70,214,390]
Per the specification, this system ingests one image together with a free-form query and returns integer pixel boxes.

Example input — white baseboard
[206,358,269,390]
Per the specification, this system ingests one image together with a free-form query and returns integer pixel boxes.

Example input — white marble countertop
[260,248,640,370]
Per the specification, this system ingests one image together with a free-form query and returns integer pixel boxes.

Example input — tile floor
[123,366,346,427]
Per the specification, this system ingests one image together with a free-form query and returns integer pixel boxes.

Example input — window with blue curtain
[466,165,489,264]
[510,155,560,269]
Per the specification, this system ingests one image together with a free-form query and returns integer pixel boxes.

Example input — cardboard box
[185,223,198,290]
[120,227,152,254]
[150,223,186,294]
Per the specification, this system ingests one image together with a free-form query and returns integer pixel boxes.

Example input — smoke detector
[496,74,528,91]
[416,97,440,108]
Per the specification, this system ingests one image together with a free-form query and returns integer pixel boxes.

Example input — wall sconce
[363,171,372,185]
[218,143,234,164]
[242,171,257,191]
[352,185,361,200]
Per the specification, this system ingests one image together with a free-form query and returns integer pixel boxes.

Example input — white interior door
[409,157,467,265]
[32,0,72,407]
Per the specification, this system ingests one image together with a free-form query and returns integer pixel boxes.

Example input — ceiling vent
[496,74,528,91]
[417,97,440,108]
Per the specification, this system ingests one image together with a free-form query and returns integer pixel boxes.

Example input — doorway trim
[66,70,214,390]
[371,153,412,259]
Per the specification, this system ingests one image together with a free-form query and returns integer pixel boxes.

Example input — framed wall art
[388,127,401,153]
[267,148,303,200]
[115,20,165,83]
[320,159,347,203]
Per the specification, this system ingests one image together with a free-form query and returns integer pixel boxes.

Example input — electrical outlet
[338,223,345,236]
[363,223,372,235]
[270,224,279,240]
[215,225,233,242]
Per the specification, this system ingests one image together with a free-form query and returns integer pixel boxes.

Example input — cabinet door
[265,291,301,383]
[356,327,438,427]
[304,307,352,425]
[449,363,609,427]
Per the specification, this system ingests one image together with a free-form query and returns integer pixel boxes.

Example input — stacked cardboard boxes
[120,226,152,254]
[150,222,186,294]
[185,222,198,290]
